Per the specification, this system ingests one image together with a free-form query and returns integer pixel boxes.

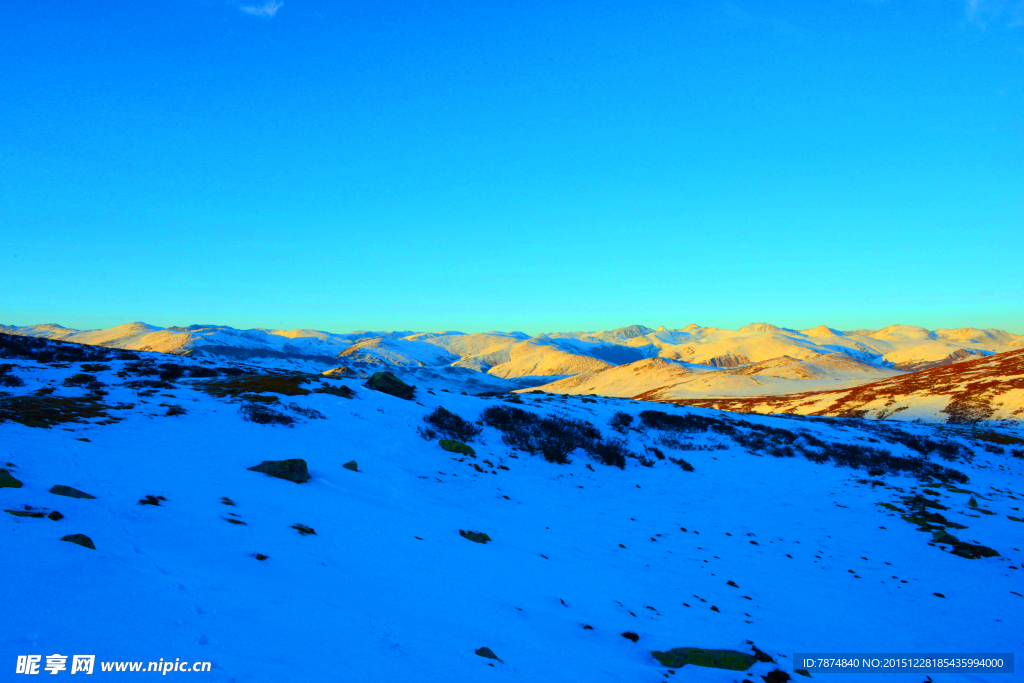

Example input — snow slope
[1,338,1023,681]
[672,347,1024,424]
[529,354,902,400]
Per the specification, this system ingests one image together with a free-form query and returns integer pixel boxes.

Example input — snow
[5,322,1021,389]
[2,352,1023,682]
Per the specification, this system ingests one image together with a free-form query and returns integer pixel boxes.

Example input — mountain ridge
[2,321,1021,409]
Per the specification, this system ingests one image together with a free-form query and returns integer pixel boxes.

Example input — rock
[364,372,415,400]
[762,670,791,683]
[950,542,1000,559]
[247,459,309,484]
[795,669,812,677]
[49,485,96,499]
[460,530,491,544]
[931,530,958,545]
[317,383,355,398]
[439,439,475,456]
[652,648,755,671]
[343,460,359,472]
[968,497,978,508]
[621,632,639,642]
[6,507,47,518]
[48,511,63,521]
[0,468,23,489]
[61,534,95,550]
[475,647,501,662]
[748,642,775,663]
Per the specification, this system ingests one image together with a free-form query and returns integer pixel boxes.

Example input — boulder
[475,647,501,662]
[61,534,95,550]
[652,648,755,671]
[364,372,415,400]
[460,530,491,544]
[0,468,23,489]
[49,485,96,499]
[343,460,359,472]
[439,440,475,456]
[247,459,309,484]
[6,507,47,518]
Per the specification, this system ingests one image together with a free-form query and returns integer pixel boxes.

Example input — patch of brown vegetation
[0,394,131,428]
[196,374,315,401]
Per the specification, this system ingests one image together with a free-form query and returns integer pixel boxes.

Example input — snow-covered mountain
[3,321,1021,399]
[527,353,904,400]
[2,332,1022,681]
[672,347,1024,424]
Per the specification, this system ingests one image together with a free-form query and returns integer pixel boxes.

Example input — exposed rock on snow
[0,468,23,488]
[474,647,501,661]
[60,533,95,550]
[438,439,474,456]
[247,459,310,484]
[459,530,491,544]
[365,371,415,400]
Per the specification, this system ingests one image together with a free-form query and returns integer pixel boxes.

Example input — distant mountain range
[2,322,1022,418]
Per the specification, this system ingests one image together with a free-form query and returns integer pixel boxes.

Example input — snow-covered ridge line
[3,321,1021,394]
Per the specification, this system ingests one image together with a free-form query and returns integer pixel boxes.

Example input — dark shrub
[188,366,219,378]
[122,362,158,377]
[481,405,538,431]
[126,379,175,390]
[165,405,187,417]
[610,411,634,434]
[670,456,695,472]
[158,363,186,381]
[590,439,630,469]
[640,410,727,433]
[0,375,24,388]
[63,373,97,387]
[239,403,295,427]
[287,403,326,420]
[424,406,482,443]
[483,405,606,465]
[80,364,110,372]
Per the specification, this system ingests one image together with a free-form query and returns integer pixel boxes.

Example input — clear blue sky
[2,0,1022,334]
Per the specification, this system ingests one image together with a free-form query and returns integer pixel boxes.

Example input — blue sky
[2,0,1022,334]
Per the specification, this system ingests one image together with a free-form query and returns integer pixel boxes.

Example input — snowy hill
[526,353,903,401]
[672,347,1024,424]
[3,321,1021,400]
[2,332,1022,681]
